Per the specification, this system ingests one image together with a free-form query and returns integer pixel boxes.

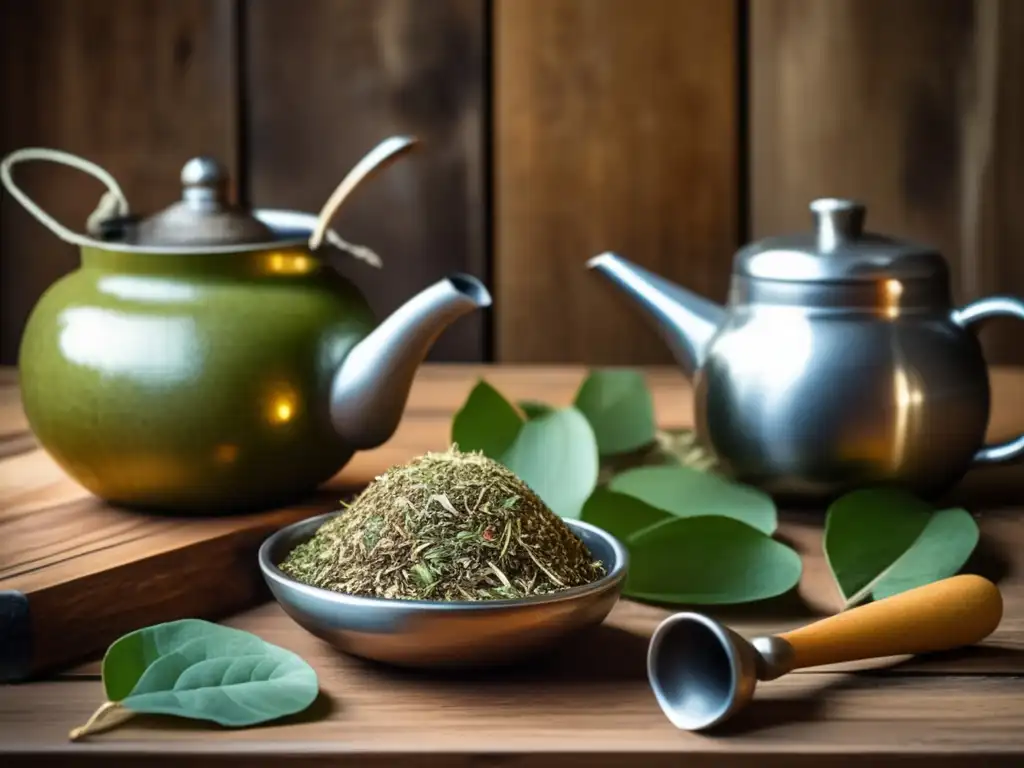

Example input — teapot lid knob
[735,196,947,283]
[130,156,275,247]
[810,198,865,251]
[181,156,228,205]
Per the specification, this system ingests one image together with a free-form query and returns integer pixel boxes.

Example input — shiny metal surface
[648,576,1002,731]
[330,273,492,450]
[587,199,1024,501]
[134,157,276,247]
[736,198,947,282]
[696,299,993,499]
[259,514,628,669]
[810,197,865,251]
[750,635,796,681]
[180,156,226,192]
[646,612,765,732]
[587,252,726,376]
[953,296,1024,465]
[647,612,798,732]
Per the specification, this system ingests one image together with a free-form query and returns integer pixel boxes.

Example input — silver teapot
[588,198,1024,500]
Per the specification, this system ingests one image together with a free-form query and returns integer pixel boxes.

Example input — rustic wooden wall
[3,0,1024,367]
[0,0,238,364]
[244,0,487,363]
[0,0,486,365]
[494,0,739,364]
[751,0,1024,364]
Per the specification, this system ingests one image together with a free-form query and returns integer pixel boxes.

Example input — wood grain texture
[0,0,238,365]
[3,365,1024,764]
[4,363,1024,682]
[244,0,487,363]
[0,364,688,680]
[2,671,1024,765]
[2,512,1024,764]
[750,0,1024,364]
[494,0,738,364]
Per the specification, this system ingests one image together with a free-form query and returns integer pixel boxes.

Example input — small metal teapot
[588,198,1024,500]
[1,138,491,512]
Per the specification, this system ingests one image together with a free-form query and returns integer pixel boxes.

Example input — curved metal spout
[330,274,491,450]
[586,252,726,376]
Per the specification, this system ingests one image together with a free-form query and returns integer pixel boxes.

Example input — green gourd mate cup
[1,138,491,513]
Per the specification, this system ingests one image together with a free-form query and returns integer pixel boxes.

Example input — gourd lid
[735,198,948,282]
[130,157,275,247]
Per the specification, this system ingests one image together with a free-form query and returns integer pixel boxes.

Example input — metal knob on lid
[180,157,229,208]
[810,198,865,251]
[734,195,947,283]
[132,156,275,248]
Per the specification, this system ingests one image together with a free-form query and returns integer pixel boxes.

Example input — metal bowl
[258,512,628,669]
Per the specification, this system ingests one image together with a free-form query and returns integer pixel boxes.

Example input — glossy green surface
[19,246,376,512]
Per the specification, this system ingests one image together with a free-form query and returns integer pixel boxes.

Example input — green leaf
[518,400,554,420]
[107,619,318,722]
[870,508,979,601]
[451,380,523,459]
[501,406,599,519]
[573,369,656,456]
[77,619,319,738]
[580,487,672,544]
[608,465,777,534]
[823,488,933,604]
[624,516,802,605]
[824,489,981,606]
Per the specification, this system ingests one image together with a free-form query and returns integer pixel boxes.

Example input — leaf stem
[69,701,136,741]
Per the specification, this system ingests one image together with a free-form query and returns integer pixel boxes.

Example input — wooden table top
[3,364,1024,766]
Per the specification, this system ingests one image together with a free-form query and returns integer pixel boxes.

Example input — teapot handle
[0,147,129,248]
[952,296,1024,466]
[308,135,419,251]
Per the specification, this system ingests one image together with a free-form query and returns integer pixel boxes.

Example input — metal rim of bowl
[258,511,629,612]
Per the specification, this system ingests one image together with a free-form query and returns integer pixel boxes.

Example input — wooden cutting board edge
[0,503,321,684]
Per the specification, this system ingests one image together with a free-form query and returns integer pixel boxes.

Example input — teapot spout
[330,274,491,450]
[587,252,726,376]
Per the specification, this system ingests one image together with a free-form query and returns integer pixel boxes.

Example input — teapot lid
[735,198,947,283]
[131,157,275,247]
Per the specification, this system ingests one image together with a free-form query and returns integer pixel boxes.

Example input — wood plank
[0,363,684,681]
[2,643,1024,764]
[494,0,738,364]
[3,365,1024,763]
[1,747,1023,768]
[20,510,1024,765]
[244,0,487,363]
[750,0,1024,365]
[59,507,1024,679]
[0,0,238,365]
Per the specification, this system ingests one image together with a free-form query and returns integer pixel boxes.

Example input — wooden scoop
[646,574,1003,731]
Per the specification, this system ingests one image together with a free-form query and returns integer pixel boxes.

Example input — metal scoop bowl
[647,574,1003,732]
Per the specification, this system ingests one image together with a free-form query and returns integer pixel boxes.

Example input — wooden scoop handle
[779,574,1003,670]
